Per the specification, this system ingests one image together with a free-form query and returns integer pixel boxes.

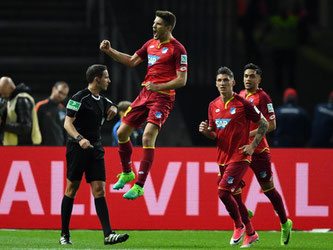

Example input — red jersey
[208,93,262,165]
[239,88,275,153]
[136,38,188,96]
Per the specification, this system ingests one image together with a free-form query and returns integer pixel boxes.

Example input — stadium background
[1,0,332,146]
[0,0,333,233]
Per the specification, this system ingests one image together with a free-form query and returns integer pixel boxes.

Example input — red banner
[0,147,332,230]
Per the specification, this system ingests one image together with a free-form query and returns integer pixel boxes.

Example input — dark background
[1,0,332,146]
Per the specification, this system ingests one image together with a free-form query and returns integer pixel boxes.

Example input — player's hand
[79,138,93,149]
[239,144,255,156]
[106,105,117,121]
[100,40,111,52]
[145,81,159,92]
[199,120,209,134]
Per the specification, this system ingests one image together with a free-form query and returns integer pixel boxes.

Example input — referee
[59,64,129,245]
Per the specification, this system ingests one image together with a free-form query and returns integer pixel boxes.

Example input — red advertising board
[0,147,332,230]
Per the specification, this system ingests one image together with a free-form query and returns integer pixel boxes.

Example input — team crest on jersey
[249,98,254,102]
[227,177,234,184]
[161,47,168,54]
[215,109,220,113]
[215,119,231,129]
[155,111,162,119]
[148,55,160,66]
[180,54,187,64]
[230,107,236,114]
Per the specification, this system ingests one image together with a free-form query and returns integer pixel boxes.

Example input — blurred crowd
[0,76,332,148]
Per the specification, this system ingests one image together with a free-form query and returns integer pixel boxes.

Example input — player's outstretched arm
[199,120,216,140]
[100,40,143,67]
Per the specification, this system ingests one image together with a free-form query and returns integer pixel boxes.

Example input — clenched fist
[100,40,111,52]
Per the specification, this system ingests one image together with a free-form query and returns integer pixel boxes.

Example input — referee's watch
[76,134,84,142]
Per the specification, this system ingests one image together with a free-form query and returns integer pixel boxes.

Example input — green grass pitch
[0,229,332,249]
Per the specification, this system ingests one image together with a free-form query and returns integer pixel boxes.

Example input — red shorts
[218,161,249,193]
[250,150,273,184]
[122,88,175,129]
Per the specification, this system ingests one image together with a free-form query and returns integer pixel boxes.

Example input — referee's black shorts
[66,141,106,183]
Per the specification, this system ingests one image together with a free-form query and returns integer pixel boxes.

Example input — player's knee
[92,186,105,198]
[218,189,231,203]
[142,132,154,147]
[260,181,274,192]
[117,129,127,141]
[65,186,78,198]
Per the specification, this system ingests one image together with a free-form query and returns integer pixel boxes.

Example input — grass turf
[0,229,332,249]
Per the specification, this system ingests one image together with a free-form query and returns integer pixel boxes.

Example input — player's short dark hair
[216,66,234,79]
[244,63,262,77]
[155,10,176,31]
[86,64,107,83]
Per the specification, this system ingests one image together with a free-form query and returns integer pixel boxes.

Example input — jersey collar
[158,39,171,48]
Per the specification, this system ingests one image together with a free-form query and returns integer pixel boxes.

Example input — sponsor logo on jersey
[148,55,160,66]
[149,45,155,48]
[215,119,231,129]
[215,109,220,113]
[66,100,81,111]
[155,111,162,119]
[162,47,168,54]
[180,66,187,71]
[227,176,234,184]
[249,98,254,102]
[260,171,267,179]
[230,107,236,114]
[267,103,274,113]
[180,54,187,64]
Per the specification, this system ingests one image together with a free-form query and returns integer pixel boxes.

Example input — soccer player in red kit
[199,66,268,248]
[99,10,187,199]
[239,63,292,245]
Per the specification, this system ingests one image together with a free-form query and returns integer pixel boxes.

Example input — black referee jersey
[66,88,115,142]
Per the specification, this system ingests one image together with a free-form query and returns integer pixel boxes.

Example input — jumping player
[100,10,187,199]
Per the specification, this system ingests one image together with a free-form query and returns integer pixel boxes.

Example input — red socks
[218,189,242,228]
[118,140,133,173]
[265,188,288,224]
[136,148,155,187]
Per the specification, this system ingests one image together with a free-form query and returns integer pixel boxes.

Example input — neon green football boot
[123,184,144,200]
[112,171,135,190]
[281,218,293,245]
[248,209,254,219]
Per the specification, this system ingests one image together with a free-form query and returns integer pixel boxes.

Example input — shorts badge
[227,176,234,184]
[260,171,267,179]
[155,111,162,119]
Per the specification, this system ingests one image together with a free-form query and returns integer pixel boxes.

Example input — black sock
[61,195,74,236]
[95,197,112,237]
